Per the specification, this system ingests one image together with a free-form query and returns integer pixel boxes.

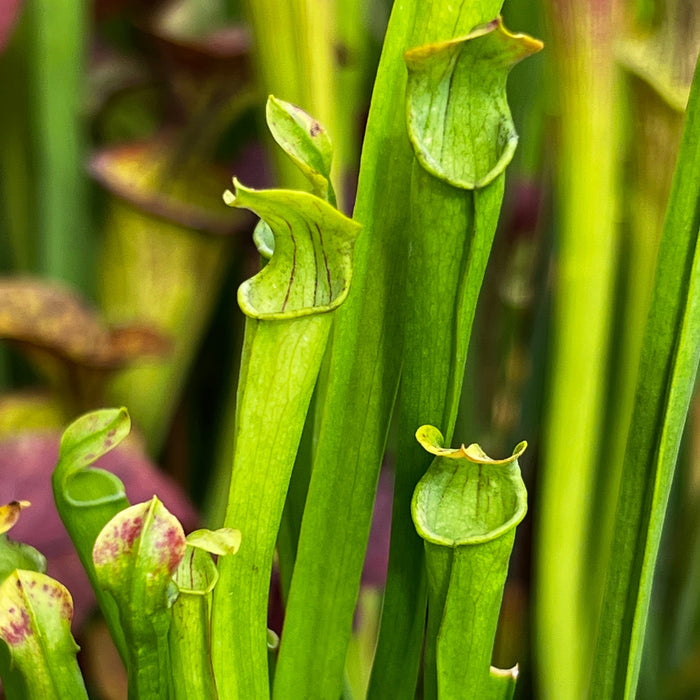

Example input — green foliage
[211,111,360,698]
[590,54,700,700]
[0,2,699,699]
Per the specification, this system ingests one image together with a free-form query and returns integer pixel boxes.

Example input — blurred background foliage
[0,0,699,698]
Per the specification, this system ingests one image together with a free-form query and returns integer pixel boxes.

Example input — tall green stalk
[210,182,359,699]
[411,426,527,700]
[240,0,338,193]
[215,0,367,585]
[27,0,92,291]
[590,54,700,700]
[0,13,33,274]
[274,4,538,698]
[369,19,541,697]
[535,1,620,696]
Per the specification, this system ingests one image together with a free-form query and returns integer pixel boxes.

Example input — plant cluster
[0,1,700,699]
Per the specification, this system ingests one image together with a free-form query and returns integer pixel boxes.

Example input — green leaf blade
[213,176,358,697]
[274,4,517,698]
[590,57,700,699]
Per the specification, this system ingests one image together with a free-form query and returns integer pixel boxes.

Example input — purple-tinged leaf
[93,497,185,698]
[93,497,186,593]
[0,570,87,698]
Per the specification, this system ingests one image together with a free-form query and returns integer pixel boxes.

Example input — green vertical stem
[369,175,504,698]
[614,7,700,691]
[535,1,620,697]
[0,13,33,273]
[332,0,371,206]
[411,428,527,700]
[590,54,700,700]
[435,534,516,700]
[274,4,516,699]
[276,387,315,598]
[210,183,359,699]
[233,0,355,598]
[27,0,92,291]
[368,16,540,696]
[213,316,332,699]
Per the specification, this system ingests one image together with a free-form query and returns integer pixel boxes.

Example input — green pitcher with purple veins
[210,110,360,698]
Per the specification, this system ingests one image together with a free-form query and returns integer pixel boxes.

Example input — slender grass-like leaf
[590,56,700,699]
[240,0,337,193]
[0,12,34,273]
[535,1,620,696]
[27,0,92,291]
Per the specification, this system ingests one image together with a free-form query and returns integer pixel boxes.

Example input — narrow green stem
[436,535,516,699]
[212,316,332,698]
[273,6,513,697]
[536,2,620,696]
[126,632,173,700]
[241,0,338,195]
[369,174,505,698]
[368,14,539,695]
[27,0,92,291]
[0,14,34,273]
[411,429,527,700]
[590,55,700,700]
[210,181,359,698]
[169,595,218,700]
